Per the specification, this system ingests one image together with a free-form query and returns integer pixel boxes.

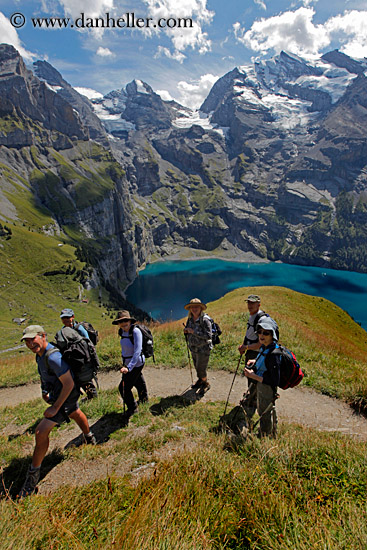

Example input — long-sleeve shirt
[186,314,213,353]
[119,326,145,371]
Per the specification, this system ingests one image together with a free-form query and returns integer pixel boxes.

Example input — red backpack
[267,345,304,389]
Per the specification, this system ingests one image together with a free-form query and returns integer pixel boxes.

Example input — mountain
[1,43,367,330]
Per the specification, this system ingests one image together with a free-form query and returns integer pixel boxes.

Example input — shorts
[49,386,81,425]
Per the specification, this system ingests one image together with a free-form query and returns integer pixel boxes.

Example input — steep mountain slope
[1,41,367,337]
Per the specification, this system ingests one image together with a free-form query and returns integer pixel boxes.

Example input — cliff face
[1,42,367,305]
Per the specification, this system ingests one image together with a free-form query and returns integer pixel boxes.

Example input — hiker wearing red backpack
[18,325,96,498]
[112,310,149,423]
[241,316,281,438]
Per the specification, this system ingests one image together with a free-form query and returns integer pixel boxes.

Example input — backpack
[46,327,99,385]
[267,345,304,390]
[201,314,222,346]
[75,321,99,346]
[119,324,155,361]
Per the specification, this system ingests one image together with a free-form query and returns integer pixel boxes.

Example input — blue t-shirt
[255,343,279,377]
[36,343,71,401]
[120,327,145,371]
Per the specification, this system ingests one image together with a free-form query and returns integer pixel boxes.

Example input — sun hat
[245,294,261,303]
[256,317,279,341]
[60,308,74,318]
[21,325,45,341]
[112,310,137,325]
[184,298,207,311]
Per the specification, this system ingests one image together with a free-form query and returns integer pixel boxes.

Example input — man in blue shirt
[18,325,96,498]
[60,308,98,399]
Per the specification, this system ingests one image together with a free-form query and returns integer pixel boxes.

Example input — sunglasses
[257,329,272,336]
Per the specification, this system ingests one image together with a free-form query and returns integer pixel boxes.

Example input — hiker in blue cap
[60,308,98,399]
[18,325,96,498]
[241,315,281,438]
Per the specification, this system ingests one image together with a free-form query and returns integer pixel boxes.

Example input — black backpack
[201,314,222,346]
[46,327,99,385]
[119,324,155,361]
[266,345,304,390]
[75,321,99,346]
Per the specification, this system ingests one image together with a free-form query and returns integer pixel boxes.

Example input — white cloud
[96,46,114,57]
[235,8,329,56]
[234,7,367,60]
[154,46,186,63]
[142,0,214,55]
[175,73,219,108]
[156,89,174,101]
[56,0,115,19]
[254,0,267,11]
[0,12,35,61]
[325,10,367,58]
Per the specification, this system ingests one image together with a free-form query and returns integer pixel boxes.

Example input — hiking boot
[123,405,138,419]
[197,381,211,395]
[19,466,40,498]
[137,397,149,405]
[84,432,97,445]
[191,379,202,389]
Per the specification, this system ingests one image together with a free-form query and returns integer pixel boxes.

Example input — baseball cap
[60,308,74,318]
[245,294,261,303]
[21,325,45,341]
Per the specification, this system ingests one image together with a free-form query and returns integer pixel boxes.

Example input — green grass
[0,391,366,549]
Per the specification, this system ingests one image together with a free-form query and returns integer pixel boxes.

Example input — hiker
[183,298,212,394]
[19,325,96,498]
[241,316,281,437]
[238,294,264,362]
[60,308,98,399]
[112,310,149,422]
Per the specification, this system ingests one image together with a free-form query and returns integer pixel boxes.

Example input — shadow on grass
[0,449,64,500]
[150,385,206,416]
[7,417,44,442]
[65,412,130,448]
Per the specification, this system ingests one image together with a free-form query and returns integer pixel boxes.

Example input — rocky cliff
[1,42,367,307]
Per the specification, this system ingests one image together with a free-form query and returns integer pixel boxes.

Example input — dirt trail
[2,365,367,496]
[1,365,366,439]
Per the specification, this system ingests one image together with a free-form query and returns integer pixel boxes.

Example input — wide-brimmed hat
[245,294,261,303]
[60,308,74,318]
[184,298,207,311]
[21,325,45,341]
[256,316,279,341]
[112,310,136,325]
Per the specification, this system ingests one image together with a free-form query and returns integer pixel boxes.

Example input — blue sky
[1,0,367,108]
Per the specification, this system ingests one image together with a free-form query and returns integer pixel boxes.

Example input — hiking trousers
[190,349,210,380]
[242,381,277,436]
[118,366,148,412]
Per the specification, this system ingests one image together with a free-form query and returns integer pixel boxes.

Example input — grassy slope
[1,288,367,548]
[0,141,123,353]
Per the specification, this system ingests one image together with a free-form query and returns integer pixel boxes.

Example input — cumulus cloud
[156,89,174,101]
[96,46,114,57]
[234,7,329,56]
[142,0,214,55]
[325,10,367,58]
[0,12,35,60]
[175,73,219,108]
[234,7,367,59]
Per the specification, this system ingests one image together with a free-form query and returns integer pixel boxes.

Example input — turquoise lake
[126,260,367,330]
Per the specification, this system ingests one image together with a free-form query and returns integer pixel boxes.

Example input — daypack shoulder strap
[44,347,59,373]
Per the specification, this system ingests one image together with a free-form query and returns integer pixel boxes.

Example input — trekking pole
[121,373,126,416]
[183,324,194,385]
[223,354,243,418]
